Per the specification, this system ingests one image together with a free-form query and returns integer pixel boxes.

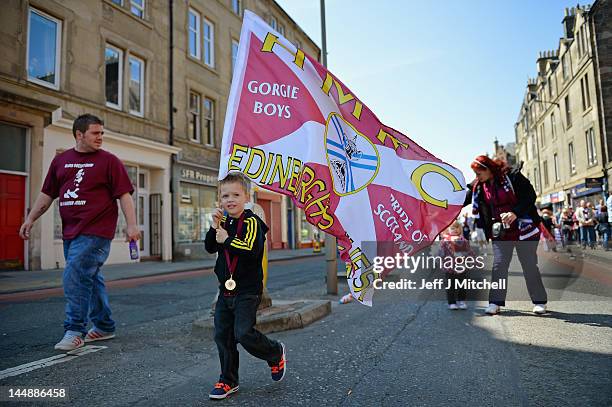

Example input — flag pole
[321,0,338,295]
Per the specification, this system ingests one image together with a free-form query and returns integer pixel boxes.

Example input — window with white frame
[204,98,214,146]
[128,55,144,116]
[553,153,560,182]
[270,16,277,30]
[231,0,241,16]
[278,24,285,37]
[550,113,556,139]
[586,128,597,166]
[581,74,591,110]
[539,123,545,147]
[131,0,144,18]
[543,160,549,187]
[188,8,201,59]
[534,167,540,192]
[568,142,576,174]
[105,44,123,109]
[231,39,239,74]
[203,19,215,67]
[27,8,62,89]
[188,91,201,142]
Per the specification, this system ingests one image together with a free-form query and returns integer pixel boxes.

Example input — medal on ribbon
[225,278,237,291]
[223,213,245,291]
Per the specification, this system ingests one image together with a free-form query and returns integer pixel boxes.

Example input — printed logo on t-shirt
[60,163,94,207]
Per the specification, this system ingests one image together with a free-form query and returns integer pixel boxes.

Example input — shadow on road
[493,309,612,328]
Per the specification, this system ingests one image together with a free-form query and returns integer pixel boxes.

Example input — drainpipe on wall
[168,0,176,256]
[589,7,609,199]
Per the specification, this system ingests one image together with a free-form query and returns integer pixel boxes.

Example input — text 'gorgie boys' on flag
[219,11,467,306]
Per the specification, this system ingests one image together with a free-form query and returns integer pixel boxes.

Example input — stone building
[171,0,321,259]
[514,3,610,212]
[0,0,178,270]
[0,0,324,270]
[493,139,517,167]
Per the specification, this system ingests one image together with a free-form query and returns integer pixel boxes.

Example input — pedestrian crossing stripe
[0,345,107,380]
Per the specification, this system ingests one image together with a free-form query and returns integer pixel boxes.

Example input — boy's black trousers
[214,293,282,386]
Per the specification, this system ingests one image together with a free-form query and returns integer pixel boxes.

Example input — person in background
[19,114,139,351]
[540,209,555,235]
[595,199,604,215]
[540,208,557,252]
[439,220,473,310]
[560,208,574,248]
[554,209,560,228]
[464,155,547,316]
[462,213,472,241]
[577,201,596,249]
[576,201,589,249]
[595,206,609,251]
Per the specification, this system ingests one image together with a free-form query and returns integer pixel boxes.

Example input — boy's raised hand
[212,207,224,229]
[216,225,229,243]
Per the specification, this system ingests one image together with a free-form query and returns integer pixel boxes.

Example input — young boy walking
[205,172,286,400]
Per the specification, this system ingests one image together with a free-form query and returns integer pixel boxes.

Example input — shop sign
[571,182,603,198]
[179,166,217,186]
[585,177,603,188]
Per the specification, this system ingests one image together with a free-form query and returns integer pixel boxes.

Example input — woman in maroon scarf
[464,155,548,315]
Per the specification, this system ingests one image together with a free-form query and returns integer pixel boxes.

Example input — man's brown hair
[73,114,104,138]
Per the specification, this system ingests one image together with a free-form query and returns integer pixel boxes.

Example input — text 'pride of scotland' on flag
[219,11,467,306]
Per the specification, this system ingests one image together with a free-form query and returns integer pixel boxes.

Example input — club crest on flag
[324,113,380,196]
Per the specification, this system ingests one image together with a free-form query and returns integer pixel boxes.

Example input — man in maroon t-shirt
[19,114,139,351]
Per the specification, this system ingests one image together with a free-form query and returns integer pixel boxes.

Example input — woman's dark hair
[470,155,509,182]
[601,205,608,213]
[72,114,104,138]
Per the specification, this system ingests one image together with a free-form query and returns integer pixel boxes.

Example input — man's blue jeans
[62,234,114,334]
[580,226,596,248]
[600,225,610,250]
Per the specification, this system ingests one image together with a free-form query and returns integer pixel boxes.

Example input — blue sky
[275,0,585,180]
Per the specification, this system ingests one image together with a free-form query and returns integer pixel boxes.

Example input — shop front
[174,162,218,260]
[540,190,566,212]
[568,177,605,207]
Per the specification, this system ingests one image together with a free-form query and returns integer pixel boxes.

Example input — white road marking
[0,345,107,380]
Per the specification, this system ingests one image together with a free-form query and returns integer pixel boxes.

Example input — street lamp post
[320,0,337,295]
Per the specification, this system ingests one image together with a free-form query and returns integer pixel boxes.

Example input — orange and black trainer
[270,342,286,382]
[209,382,239,400]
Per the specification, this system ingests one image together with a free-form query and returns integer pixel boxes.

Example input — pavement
[0,251,610,406]
[0,248,324,295]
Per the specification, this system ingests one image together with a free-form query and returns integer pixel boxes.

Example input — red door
[270,201,282,249]
[0,174,25,269]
